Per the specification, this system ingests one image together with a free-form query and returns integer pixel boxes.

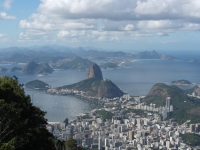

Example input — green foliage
[180,133,200,146]
[60,78,102,91]
[0,76,55,150]
[64,138,84,150]
[168,108,200,124]
[97,110,114,121]
[25,80,49,90]
[54,140,66,150]
[143,83,200,124]
[128,109,146,117]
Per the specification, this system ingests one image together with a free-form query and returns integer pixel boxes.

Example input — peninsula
[47,63,124,99]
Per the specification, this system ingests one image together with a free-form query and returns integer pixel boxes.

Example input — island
[171,79,192,86]
[21,61,54,74]
[100,62,118,69]
[10,67,22,72]
[0,67,8,72]
[25,80,50,90]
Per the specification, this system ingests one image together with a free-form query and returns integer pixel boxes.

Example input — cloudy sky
[0,0,200,51]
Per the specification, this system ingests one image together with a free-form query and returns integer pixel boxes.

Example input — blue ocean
[0,51,200,122]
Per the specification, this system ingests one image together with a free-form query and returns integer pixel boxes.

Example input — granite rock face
[193,86,200,96]
[86,63,103,79]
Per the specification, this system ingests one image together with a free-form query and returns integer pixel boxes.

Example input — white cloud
[57,30,86,38]
[122,24,134,31]
[110,36,119,41]
[18,0,200,41]
[0,12,16,19]
[3,0,13,10]
[0,33,7,38]
[0,33,11,42]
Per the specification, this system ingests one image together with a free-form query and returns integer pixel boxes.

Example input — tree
[0,76,55,150]
[64,138,84,150]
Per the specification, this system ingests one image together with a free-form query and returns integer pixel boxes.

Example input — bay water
[0,58,200,122]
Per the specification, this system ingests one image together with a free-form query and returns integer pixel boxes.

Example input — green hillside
[25,80,50,90]
[142,83,200,124]
[58,77,124,99]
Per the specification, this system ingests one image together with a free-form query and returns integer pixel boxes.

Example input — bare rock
[86,63,103,79]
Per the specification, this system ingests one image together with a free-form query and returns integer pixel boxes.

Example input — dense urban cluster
[46,95,200,150]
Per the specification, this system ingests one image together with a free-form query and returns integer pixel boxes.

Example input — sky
[1,0,200,51]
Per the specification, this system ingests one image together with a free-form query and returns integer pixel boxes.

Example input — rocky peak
[22,61,53,74]
[22,61,38,73]
[86,63,103,79]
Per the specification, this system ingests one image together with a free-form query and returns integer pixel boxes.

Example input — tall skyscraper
[166,97,171,109]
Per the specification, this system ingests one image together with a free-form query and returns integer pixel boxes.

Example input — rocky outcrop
[61,78,124,99]
[22,61,53,74]
[83,78,124,98]
[86,64,103,79]
[193,86,200,96]
[21,61,38,73]
[59,64,123,99]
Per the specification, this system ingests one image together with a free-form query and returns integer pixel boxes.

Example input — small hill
[143,83,184,107]
[0,67,8,72]
[10,67,22,72]
[101,62,118,69]
[132,50,180,60]
[142,83,200,124]
[59,78,124,99]
[57,64,124,99]
[171,79,192,86]
[133,50,160,59]
[54,56,93,71]
[86,63,103,79]
[160,54,180,60]
[25,80,50,90]
[21,61,53,74]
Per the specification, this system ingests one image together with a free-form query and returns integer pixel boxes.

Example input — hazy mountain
[0,46,180,64]
[54,56,94,71]
[21,61,54,74]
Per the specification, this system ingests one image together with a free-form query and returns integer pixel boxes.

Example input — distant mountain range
[53,56,94,71]
[0,46,180,64]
